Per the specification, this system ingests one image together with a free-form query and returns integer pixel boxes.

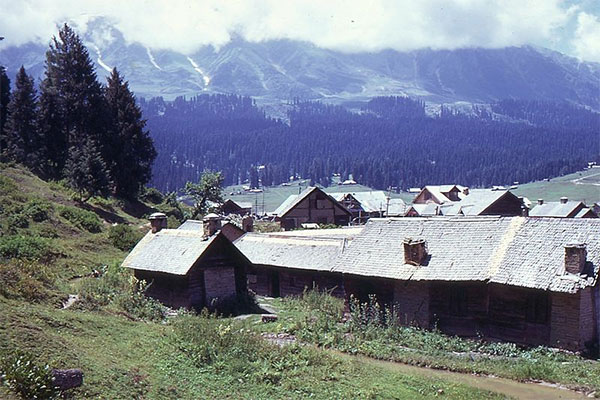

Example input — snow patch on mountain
[186,56,210,86]
[93,45,112,72]
[146,47,162,70]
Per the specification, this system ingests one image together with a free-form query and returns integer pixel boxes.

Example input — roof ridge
[487,217,524,278]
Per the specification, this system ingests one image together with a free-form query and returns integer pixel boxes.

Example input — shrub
[59,206,102,233]
[0,235,50,260]
[140,187,164,204]
[115,277,165,322]
[0,350,60,400]
[0,175,17,194]
[108,224,143,251]
[7,213,29,229]
[25,198,53,222]
[0,259,59,303]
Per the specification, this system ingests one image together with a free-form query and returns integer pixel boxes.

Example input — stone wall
[204,267,237,304]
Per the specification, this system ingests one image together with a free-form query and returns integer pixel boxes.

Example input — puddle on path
[345,354,590,400]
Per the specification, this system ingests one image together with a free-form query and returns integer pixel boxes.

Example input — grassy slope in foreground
[0,299,506,399]
[0,164,504,399]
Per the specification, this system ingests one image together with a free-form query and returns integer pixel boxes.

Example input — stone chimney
[565,243,587,275]
[537,199,544,205]
[521,205,529,217]
[149,212,167,233]
[203,213,222,237]
[403,238,427,266]
[242,215,254,232]
[462,187,469,196]
[560,197,568,204]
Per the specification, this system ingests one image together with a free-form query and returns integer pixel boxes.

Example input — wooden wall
[248,265,344,298]
[280,190,350,229]
[134,270,191,309]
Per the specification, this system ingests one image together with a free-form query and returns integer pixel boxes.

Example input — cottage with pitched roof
[122,213,250,310]
[273,186,351,230]
[333,217,600,351]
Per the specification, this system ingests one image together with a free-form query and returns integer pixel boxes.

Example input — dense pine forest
[142,95,599,192]
[0,24,155,201]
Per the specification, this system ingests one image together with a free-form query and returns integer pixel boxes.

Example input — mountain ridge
[1,18,598,115]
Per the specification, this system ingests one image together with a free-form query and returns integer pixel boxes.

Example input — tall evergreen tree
[37,79,65,179]
[39,23,107,178]
[0,66,10,160]
[65,136,110,202]
[4,66,40,168]
[104,68,156,198]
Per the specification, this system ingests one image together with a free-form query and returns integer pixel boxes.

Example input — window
[449,286,468,317]
[526,292,548,324]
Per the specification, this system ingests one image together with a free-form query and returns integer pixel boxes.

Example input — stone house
[530,197,597,218]
[332,217,600,351]
[122,213,250,310]
[273,186,351,230]
[235,228,362,298]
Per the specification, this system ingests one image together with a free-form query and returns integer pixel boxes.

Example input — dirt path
[346,354,590,400]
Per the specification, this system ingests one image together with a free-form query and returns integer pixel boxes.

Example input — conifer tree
[4,66,40,168]
[39,23,108,177]
[64,136,110,202]
[104,68,156,198]
[37,80,65,179]
[0,66,10,159]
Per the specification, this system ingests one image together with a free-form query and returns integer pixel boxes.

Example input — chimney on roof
[463,187,469,196]
[203,213,222,237]
[565,243,587,275]
[149,212,167,233]
[560,197,568,204]
[521,205,529,217]
[242,215,254,232]
[537,199,544,205]
[403,238,428,266]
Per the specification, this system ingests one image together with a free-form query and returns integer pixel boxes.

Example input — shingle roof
[224,199,253,209]
[235,233,348,272]
[442,189,517,216]
[122,229,218,275]
[273,187,320,216]
[530,201,585,217]
[332,217,600,293]
[386,198,408,217]
[178,220,204,231]
[273,186,350,217]
[421,185,468,203]
[332,191,389,213]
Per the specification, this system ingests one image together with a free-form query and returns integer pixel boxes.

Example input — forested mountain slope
[143,95,599,192]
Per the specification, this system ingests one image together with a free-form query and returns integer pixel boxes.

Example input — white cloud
[0,0,593,58]
[573,12,600,62]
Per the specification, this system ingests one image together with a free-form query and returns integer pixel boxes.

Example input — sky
[1,0,599,62]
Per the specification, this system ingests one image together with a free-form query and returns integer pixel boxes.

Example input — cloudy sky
[1,0,599,62]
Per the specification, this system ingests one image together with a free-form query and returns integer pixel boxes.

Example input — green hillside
[0,164,507,399]
[513,168,600,204]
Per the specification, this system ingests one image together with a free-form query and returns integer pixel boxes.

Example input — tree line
[142,95,599,192]
[0,24,156,201]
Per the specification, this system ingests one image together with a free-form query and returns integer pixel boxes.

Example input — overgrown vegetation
[0,350,59,400]
[108,224,144,251]
[257,290,600,393]
[58,206,102,233]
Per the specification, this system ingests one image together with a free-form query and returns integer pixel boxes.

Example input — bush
[0,259,59,303]
[76,264,165,321]
[59,206,102,233]
[0,350,60,400]
[0,235,50,260]
[108,224,143,251]
[140,187,164,204]
[7,213,29,229]
[25,198,53,222]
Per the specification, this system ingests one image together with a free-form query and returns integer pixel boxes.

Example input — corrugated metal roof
[122,229,217,275]
[530,201,584,217]
[235,233,348,272]
[332,217,600,293]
